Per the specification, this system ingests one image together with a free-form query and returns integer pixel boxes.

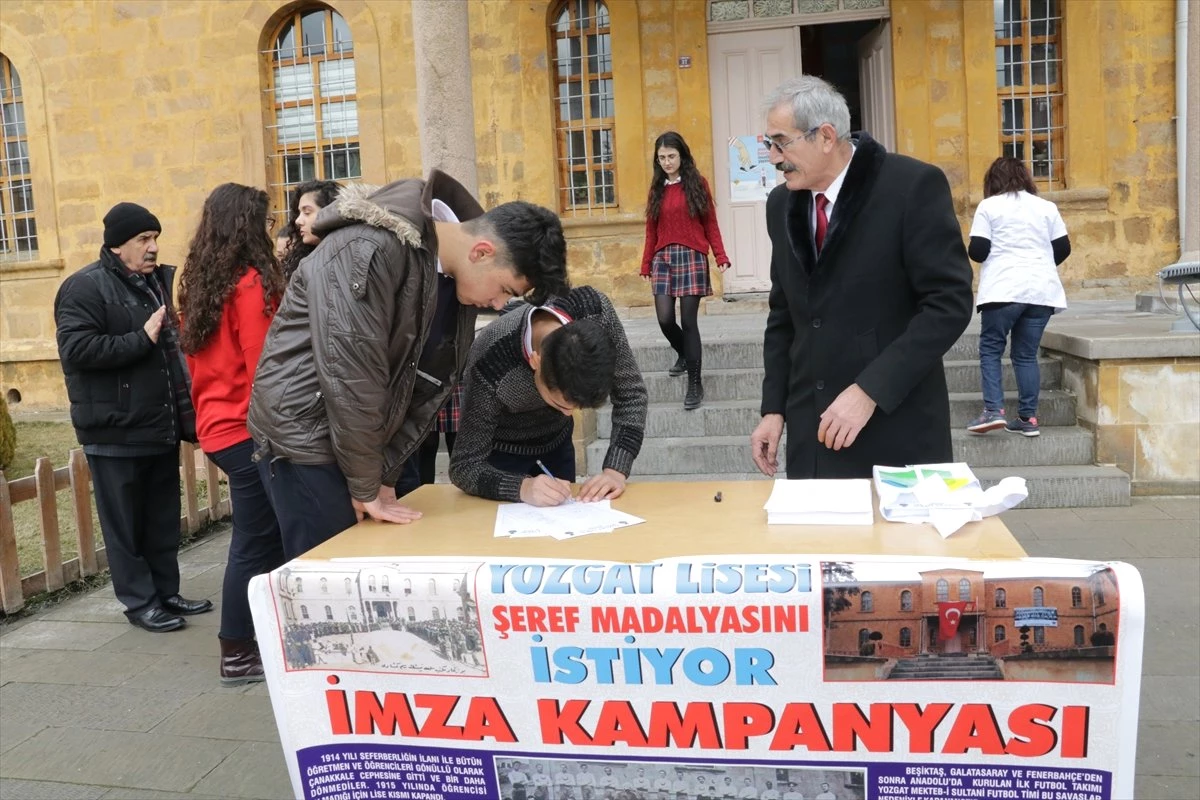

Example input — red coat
[640,179,729,275]
[186,269,275,453]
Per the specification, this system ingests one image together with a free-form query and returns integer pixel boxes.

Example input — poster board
[250,553,1142,800]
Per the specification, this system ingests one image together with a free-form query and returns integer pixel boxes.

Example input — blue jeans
[257,458,358,561]
[208,439,285,641]
[979,302,1054,418]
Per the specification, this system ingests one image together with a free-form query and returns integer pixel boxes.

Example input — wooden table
[302,481,1027,561]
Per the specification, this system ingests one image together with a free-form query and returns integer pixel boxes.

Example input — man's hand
[818,383,877,450]
[520,475,573,507]
[578,468,626,502]
[750,413,784,477]
[351,486,423,524]
[143,306,166,343]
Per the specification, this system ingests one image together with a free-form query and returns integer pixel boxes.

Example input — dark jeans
[486,424,577,482]
[208,439,285,641]
[396,431,458,498]
[979,302,1054,418]
[86,448,182,618]
[257,458,358,561]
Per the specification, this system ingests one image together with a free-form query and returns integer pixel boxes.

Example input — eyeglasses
[762,126,820,153]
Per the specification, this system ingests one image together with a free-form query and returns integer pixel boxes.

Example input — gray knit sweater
[449,286,647,501]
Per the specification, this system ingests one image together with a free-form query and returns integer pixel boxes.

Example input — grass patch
[4,421,229,579]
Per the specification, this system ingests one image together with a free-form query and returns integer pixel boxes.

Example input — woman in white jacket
[966,157,1071,438]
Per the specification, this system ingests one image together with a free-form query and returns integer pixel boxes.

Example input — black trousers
[86,448,182,618]
[485,426,577,483]
[258,458,358,561]
[208,439,285,641]
[396,431,458,498]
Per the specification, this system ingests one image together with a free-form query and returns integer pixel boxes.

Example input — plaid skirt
[650,244,712,297]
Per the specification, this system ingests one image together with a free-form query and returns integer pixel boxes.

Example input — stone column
[411,0,479,196]
[1184,4,1199,259]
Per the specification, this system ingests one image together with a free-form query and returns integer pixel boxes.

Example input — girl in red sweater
[179,184,287,687]
[640,131,730,410]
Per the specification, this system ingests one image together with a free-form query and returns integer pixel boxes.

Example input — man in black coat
[750,76,973,479]
[54,202,212,632]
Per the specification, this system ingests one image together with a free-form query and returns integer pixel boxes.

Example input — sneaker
[1006,416,1040,437]
[966,409,1007,434]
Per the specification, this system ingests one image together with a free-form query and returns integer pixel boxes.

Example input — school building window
[263,6,361,223]
[0,54,37,261]
[1032,586,1044,606]
[900,590,912,611]
[344,578,352,594]
[1073,625,1085,646]
[995,0,1065,187]
[958,578,971,601]
[1071,586,1082,607]
[300,605,310,619]
[860,591,873,612]
[994,588,1007,608]
[324,605,333,620]
[936,579,949,602]
[899,627,911,648]
[994,625,1006,643]
[551,0,616,214]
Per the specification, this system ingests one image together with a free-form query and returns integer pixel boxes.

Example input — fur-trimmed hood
[311,169,485,247]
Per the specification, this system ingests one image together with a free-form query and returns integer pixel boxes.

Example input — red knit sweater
[640,179,730,275]
[186,270,276,454]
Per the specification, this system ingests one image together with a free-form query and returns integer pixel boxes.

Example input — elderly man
[751,75,973,479]
[54,202,212,632]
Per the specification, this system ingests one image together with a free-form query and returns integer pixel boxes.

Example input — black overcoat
[760,133,973,478]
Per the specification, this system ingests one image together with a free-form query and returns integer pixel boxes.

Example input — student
[966,156,1070,438]
[179,183,286,685]
[279,179,341,280]
[274,222,295,261]
[449,286,648,507]
[640,131,730,410]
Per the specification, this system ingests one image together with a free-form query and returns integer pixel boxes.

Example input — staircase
[887,653,1004,680]
[587,310,1131,508]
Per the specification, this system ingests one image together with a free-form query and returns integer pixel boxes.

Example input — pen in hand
[534,459,573,505]
[536,459,555,479]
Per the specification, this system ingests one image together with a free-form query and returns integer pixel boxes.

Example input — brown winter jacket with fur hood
[247,171,481,501]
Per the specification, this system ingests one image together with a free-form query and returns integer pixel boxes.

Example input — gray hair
[762,75,852,140]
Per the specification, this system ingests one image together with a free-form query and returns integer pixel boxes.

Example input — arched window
[899,627,912,647]
[406,606,416,621]
[1073,625,1085,646]
[403,578,413,596]
[1095,583,1106,605]
[860,591,873,612]
[263,6,360,221]
[344,577,352,594]
[300,604,310,619]
[1032,586,1044,607]
[858,628,869,647]
[428,579,437,595]
[295,577,304,593]
[994,588,1007,608]
[1098,622,1108,632]
[994,625,1005,643]
[0,55,38,260]
[550,0,616,214]
[958,578,971,601]
[432,607,441,620]
[1071,586,1082,607]
[381,575,389,592]
[900,590,912,611]
[320,577,329,593]
[936,579,949,602]
[324,605,333,620]
[1033,627,1045,645]
[367,575,376,592]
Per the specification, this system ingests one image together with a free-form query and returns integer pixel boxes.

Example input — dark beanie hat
[103,202,162,248]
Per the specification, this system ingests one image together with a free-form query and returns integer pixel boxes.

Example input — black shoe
[683,359,704,410]
[162,594,214,616]
[668,355,687,377]
[130,607,186,633]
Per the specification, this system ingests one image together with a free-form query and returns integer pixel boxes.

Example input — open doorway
[800,20,896,149]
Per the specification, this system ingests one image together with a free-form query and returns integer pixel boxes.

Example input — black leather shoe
[130,607,186,633]
[162,594,214,616]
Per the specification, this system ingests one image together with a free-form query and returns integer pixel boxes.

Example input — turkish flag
[938,601,970,639]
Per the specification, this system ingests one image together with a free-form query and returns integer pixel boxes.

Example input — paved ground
[0,498,1196,800]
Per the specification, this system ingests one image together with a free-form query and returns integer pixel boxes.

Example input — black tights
[655,295,702,362]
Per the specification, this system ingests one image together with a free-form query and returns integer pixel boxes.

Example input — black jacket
[54,250,194,446]
[762,133,973,478]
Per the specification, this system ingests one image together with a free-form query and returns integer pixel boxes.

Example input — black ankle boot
[220,636,265,687]
[684,359,703,410]
[668,354,687,377]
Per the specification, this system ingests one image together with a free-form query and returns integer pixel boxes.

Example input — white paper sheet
[493,500,646,539]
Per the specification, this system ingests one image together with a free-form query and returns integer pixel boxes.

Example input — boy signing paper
[450,286,648,506]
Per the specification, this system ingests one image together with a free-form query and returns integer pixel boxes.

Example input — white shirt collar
[522,304,574,364]
[431,198,459,275]
[813,142,856,212]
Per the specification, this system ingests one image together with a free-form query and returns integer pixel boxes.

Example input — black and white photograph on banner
[821,559,1120,683]
[271,561,487,676]
[494,757,864,800]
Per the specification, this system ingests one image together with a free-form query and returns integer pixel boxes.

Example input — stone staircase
[887,653,1004,680]
[586,311,1131,508]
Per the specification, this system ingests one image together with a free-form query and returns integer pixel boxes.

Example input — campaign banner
[249,555,1143,800]
[1013,608,1060,628]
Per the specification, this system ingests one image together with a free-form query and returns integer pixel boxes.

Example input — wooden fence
[0,442,230,614]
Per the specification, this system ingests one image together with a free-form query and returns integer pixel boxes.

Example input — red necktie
[814,192,829,253]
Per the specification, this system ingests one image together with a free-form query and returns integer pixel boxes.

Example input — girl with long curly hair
[178,182,287,687]
[639,131,730,410]
[279,179,342,279]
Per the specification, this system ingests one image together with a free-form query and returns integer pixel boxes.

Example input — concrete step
[597,391,1078,438]
[638,359,1061,403]
[952,426,1093,467]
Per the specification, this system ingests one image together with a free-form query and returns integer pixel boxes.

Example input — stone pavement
[0,498,1197,800]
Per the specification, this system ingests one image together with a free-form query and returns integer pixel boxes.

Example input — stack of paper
[493,500,646,541]
[873,462,1029,537]
[763,479,874,526]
